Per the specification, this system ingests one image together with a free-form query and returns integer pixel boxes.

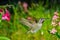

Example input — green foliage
[0,36,10,40]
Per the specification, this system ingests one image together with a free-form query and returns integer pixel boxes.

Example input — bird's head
[38,18,45,24]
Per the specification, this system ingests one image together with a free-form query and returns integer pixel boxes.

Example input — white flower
[41,31,44,35]
[51,21,57,26]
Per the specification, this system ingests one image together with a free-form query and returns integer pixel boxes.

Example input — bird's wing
[20,18,33,28]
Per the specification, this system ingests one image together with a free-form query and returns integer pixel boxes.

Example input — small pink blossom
[50,28,57,34]
[23,2,28,8]
[27,17,32,20]
[23,2,28,12]
[58,22,60,26]
[2,16,7,20]
[52,15,59,20]
[2,9,10,21]
[52,11,59,20]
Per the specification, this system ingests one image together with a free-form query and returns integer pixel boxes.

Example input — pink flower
[27,17,32,20]
[2,9,10,21]
[2,16,7,20]
[23,2,28,8]
[52,11,59,20]
[58,22,60,26]
[52,15,59,20]
[50,28,57,34]
[23,2,28,12]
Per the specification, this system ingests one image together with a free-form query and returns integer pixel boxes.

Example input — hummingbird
[20,18,45,33]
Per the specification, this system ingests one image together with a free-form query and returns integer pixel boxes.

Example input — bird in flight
[20,18,45,33]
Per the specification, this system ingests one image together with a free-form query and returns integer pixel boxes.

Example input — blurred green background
[0,0,60,40]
